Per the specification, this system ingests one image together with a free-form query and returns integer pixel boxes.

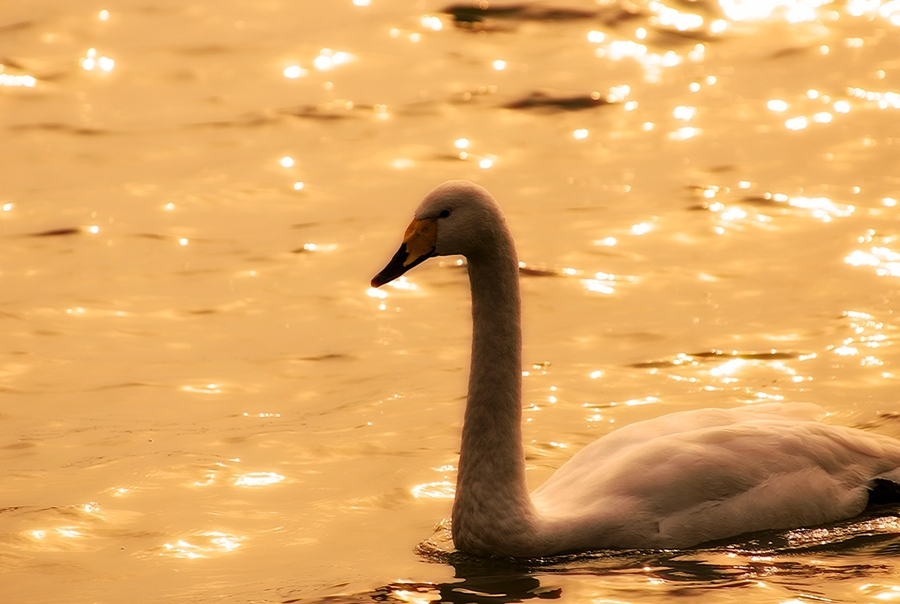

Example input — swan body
[371,180,900,557]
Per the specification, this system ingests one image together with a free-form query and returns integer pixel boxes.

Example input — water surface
[2,1,900,602]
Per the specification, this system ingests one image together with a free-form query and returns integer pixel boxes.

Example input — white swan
[371,180,900,557]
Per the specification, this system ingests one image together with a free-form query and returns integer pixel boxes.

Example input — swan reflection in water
[316,511,900,604]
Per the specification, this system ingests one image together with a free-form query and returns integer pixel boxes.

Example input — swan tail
[868,467,900,507]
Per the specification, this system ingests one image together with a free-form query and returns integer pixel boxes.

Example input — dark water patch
[856,412,900,433]
[441,2,641,32]
[167,69,198,83]
[297,353,353,362]
[739,194,787,207]
[434,152,470,161]
[9,123,106,136]
[0,506,27,514]
[247,254,281,262]
[503,92,613,112]
[692,350,799,361]
[689,192,813,212]
[0,56,27,70]
[33,329,62,336]
[652,28,716,43]
[31,70,69,83]
[769,45,815,59]
[23,227,82,238]
[2,441,36,450]
[441,2,597,30]
[446,3,595,23]
[403,92,502,113]
[279,102,372,121]
[631,358,678,369]
[185,111,280,129]
[706,165,737,174]
[518,263,572,277]
[0,21,34,34]
[282,109,352,121]
[631,349,808,369]
[442,3,638,31]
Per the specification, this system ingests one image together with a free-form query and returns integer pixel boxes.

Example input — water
[2,1,900,602]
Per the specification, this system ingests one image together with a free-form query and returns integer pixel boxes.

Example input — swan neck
[466,252,522,420]
[452,240,538,555]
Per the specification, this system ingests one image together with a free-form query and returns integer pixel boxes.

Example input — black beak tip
[371,243,411,289]
[371,243,435,289]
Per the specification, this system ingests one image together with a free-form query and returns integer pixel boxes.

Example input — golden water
[2,1,900,602]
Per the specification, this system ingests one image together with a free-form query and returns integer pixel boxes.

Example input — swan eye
[439,209,451,219]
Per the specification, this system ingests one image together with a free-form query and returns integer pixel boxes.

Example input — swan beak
[371,218,438,287]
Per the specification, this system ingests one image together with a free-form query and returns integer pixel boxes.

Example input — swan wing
[533,403,824,499]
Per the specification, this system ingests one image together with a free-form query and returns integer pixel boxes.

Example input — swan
[370,180,900,557]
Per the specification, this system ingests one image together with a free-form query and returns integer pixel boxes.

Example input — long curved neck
[451,234,538,556]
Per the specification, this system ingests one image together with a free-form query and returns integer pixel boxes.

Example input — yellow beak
[371,218,438,287]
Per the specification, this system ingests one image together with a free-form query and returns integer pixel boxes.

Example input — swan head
[371,180,505,287]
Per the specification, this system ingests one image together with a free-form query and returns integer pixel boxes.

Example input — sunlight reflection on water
[234,472,285,487]
[159,532,245,559]
[3,0,900,602]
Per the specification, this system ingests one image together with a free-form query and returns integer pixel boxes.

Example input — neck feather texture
[451,227,540,556]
